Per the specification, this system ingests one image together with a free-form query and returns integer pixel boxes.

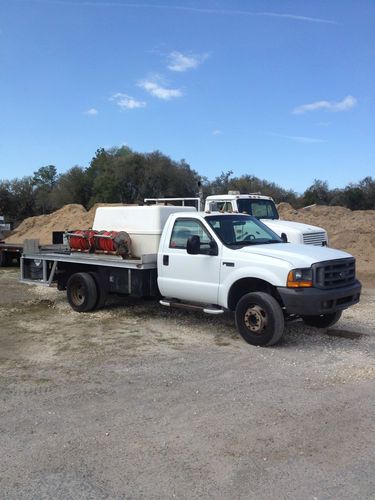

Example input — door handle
[163,255,169,266]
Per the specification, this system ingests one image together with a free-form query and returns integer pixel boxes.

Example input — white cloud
[27,2,337,25]
[269,132,325,143]
[212,129,223,135]
[167,51,208,72]
[292,95,357,114]
[110,93,146,110]
[138,79,183,100]
[84,108,98,116]
[288,135,326,144]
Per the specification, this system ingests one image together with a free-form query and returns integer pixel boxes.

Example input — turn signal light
[287,269,313,288]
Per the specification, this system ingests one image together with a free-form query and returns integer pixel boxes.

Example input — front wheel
[67,272,98,312]
[302,311,342,328]
[235,292,284,346]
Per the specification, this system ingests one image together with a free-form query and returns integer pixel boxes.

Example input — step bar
[160,300,224,315]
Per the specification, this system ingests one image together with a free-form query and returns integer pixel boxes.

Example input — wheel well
[227,278,282,311]
[56,262,100,290]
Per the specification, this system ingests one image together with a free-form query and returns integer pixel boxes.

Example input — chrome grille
[313,258,356,289]
[303,232,327,246]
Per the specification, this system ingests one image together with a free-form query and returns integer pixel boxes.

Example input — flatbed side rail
[20,251,158,286]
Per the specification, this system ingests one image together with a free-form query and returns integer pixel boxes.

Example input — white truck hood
[260,218,325,234]
[237,243,352,268]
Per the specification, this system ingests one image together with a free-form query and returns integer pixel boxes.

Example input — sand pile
[5,204,91,245]
[5,204,124,245]
[278,203,375,279]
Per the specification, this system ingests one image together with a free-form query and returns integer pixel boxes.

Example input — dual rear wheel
[66,272,107,312]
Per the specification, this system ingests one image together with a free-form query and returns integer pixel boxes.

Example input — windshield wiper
[227,240,260,246]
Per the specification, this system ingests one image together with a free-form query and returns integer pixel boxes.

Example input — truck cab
[204,192,328,246]
[158,211,360,346]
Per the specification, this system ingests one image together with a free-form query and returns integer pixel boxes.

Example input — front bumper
[277,280,361,316]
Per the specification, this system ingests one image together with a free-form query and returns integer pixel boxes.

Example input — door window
[169,219,213,250]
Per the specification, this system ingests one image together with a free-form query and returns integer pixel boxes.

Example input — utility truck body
[20,205,360,346]
[205,192,328,246]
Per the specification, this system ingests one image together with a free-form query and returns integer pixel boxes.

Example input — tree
[0,181,14,221]
[9,177,36,221]
[86,147,200,205]
[358,176,375,209]
[33,165,58,187]
[50,166,91,208]
[33,165,58,213]
[302,179,331,206]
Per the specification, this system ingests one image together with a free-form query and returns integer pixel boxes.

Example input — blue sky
[0,0,374,192]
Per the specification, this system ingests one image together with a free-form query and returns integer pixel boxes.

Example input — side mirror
[281,233,288,243]
[187,235,200,254]
[208,240,218,256]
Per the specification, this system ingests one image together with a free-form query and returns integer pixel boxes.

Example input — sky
[0,0,374,193]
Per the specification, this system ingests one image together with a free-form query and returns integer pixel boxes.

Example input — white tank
[93,205,196,257]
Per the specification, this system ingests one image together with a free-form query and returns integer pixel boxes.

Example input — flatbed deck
[22,250,157,268]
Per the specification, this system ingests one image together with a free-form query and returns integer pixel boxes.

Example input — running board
[160,300,224,315]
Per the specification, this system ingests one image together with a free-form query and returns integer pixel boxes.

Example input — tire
[90,272,108,310]
[302,311,342,328]
[235,292,284,346]
[67,272,98,312]
[0,251,9,267]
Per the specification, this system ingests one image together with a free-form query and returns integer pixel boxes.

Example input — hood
[237,243,352,268]
[260,218,326,233]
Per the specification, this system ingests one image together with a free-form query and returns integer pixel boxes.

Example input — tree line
[0,145,374,224]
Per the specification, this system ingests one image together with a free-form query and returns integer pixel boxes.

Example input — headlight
[287,268,313,288]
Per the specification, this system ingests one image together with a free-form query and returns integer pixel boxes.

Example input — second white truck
[20,205,361,347]
[205,192,328,246]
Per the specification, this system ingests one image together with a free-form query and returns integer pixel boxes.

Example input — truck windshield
[206,214,282,247]
[237,199,279,220]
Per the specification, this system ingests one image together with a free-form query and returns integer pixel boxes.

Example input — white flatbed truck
[20,205,361,346]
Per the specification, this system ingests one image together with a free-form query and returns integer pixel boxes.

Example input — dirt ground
[1,267,374,499]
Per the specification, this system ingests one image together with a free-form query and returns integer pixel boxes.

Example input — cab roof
[206,194,273,201]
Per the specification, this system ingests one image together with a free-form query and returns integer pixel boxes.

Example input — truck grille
[303,232,327,246]
[313,258,356,289]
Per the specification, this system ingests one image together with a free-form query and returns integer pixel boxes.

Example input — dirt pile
[5,204,124,245]
[278,203,375,278]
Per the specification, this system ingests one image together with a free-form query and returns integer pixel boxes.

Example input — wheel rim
[71,283,85,306]
[244,304,268,334]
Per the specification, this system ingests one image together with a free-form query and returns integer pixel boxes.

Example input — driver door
[158,218,221,304]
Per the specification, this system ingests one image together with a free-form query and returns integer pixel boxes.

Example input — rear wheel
[0,251,9,267]
[302,311,342,328]
[90,271,108,310]
[235,292,284,346]
[67,272,98,312]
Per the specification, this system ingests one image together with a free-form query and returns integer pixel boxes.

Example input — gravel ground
[0,267,374,499]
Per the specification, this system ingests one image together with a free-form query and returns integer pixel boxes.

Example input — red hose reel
[66,230,131,258]
[66,230,96,251]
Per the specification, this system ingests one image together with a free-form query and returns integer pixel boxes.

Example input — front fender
[218,265,289,308]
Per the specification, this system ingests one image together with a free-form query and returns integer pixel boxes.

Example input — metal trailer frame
[20,251,157,287]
